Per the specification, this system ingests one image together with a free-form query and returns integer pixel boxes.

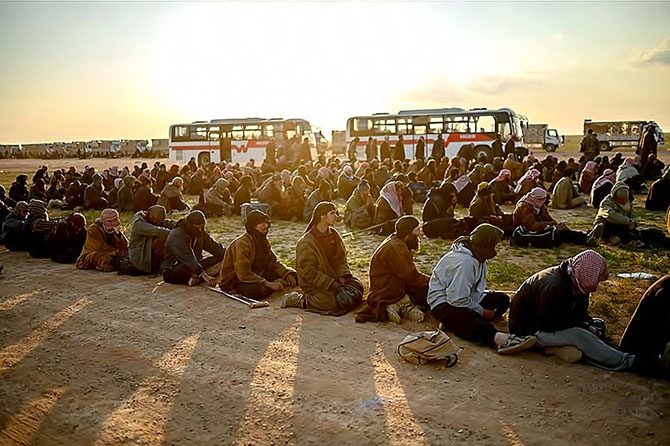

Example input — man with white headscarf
[76,208,129,272]
[510,250,669,376]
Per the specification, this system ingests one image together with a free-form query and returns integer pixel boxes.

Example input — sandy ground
[1,155,670,445]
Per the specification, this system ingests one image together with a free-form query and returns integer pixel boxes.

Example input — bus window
[397,118,412,135]
[192,126,208,140]
[477,116,496,134]
[377,118,396,135]
[172,125,190,141]
[245,125,262,140]
[232,125,244,140]
[429,116,443,134]
[353,118,372,135]
[263,123,275,139]
[413,124,427,135]
[208,126,220,141]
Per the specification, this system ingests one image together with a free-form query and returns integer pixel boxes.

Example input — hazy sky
[1,1,668,144]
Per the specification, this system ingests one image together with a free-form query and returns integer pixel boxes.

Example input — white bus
[346,107,527,162]
[168,117,316,166]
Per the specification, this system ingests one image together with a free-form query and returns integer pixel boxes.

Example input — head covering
[114,177,123,189]
[592,169,615,190]
[583,161,597,174]
[15,201,29,212]
[492,169,511,183]
[567,250,609,294]
[99,208,121,233]
[514,169,541,194]
[28,199,47,218]
[379,181,403,217]
[343,165,353,176]
[624,157,635,166]
[147,205,167,222]
[185,210,206,226]
[280,169,291,183]
[306,201,337,232]
[357,180,370,192]
[520,187,548,211]
[454,223,504,262]
[214,178,229,192]
[609,181,630,200]
[477,181,493,196]
[245,209,271,231]
[318,167,330,179]
[395,215,419,238]
[122,175,135,186]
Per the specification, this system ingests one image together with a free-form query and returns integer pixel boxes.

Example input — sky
[0,0,668,144]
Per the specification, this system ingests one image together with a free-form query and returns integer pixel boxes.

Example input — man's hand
[200,272,217,287]
[482,309,496,321]
[284,272,298,287]
[264,280,284,292]
[629,220,636,230]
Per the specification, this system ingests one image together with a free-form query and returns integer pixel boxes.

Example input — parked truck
[583,119,665,152]
[522,123,563,152]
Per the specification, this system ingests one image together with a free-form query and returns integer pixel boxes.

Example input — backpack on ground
[511,225,562,248]
[397,329,459,367]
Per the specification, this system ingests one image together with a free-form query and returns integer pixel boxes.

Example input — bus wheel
[472,145,491,163]
[599,141,611,152]
[198,152,211,167]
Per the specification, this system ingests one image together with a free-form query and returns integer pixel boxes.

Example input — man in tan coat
[356,216,429,323]
[76,208,129,272]
[219,210,297,300]
[283,201,364,316]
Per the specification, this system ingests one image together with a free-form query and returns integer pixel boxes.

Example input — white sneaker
[401,304,425,322]
[280,291,303,309]
[497,335,537,355]
[386,303,402,323]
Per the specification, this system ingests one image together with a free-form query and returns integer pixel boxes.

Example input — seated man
[551,168,586,209]
[374,180,410,236]
[128,205,175,275]
[513,187,601,248]
[1,201,29,251]
[25,199,58,258]
[76,208,129,272]
[422,181,469,240]
[201,178,232,217]
[283,201,364,316]
[510,251,668,376]
[469,182,514,234]
[590,169,615,209]
[645,166,670,211]
[356,216,429,323]
[595,181,642,247]
[219,210,298,300]
[157,176,189,213]
[343,180,374,230]
[619,275,670,377]
[427,223,537,354]
[46,212,87,264]
[83,173,109,210]
[161,210,225,286]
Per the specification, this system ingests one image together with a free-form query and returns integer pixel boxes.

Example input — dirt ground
[1,153,669,446]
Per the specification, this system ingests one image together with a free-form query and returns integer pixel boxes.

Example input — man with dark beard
[76,208,129,272]
[356,216,430,323]
[161,210,225,286]
[219,210,298,300]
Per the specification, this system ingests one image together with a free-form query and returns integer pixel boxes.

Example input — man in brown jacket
[76,208,129,272]
[219,210,297,300]
[283,201,364,316]
[356,216,430,323]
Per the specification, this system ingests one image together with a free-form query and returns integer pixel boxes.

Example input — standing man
[356,216,430,323]
[283,201,364,315]
[580,129,599,162]
[365,137,378,161]
[431,134,444,161]
[428,223,537,354]
[393,135,405,161]
[161,210,225,286]
[638,125,658,169]
[128,205,175,275]
[415,136,426,161]
[219,210,298,300]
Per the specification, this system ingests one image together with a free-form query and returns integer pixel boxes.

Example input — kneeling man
[283,201,364,316]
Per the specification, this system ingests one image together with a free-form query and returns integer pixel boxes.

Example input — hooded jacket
[595,182,637,226]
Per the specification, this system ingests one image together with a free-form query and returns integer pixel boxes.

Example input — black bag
[335,284,363,310]
[511,225,562,248]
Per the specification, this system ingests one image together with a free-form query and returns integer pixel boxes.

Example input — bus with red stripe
[345,107,527,162]
[168,118,316,166]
